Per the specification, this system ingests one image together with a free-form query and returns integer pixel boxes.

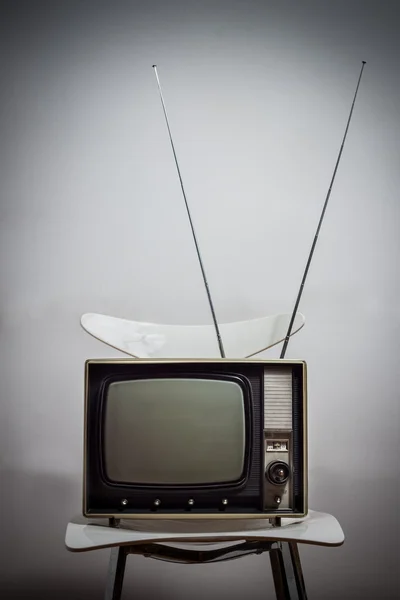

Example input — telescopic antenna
[280,60,367,359]
[152,65,226,358]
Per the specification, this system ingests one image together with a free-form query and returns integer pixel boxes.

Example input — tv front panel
[84,358,307,520]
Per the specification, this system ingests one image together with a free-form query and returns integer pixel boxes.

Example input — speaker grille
[264,367,292,430]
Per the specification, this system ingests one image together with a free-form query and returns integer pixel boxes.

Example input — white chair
[66,311,344,599]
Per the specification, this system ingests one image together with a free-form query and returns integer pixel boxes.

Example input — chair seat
[65,510,344,553]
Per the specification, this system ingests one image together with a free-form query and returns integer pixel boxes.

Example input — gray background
[0,1,399,598]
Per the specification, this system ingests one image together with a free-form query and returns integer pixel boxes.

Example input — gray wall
[1,1,399,598]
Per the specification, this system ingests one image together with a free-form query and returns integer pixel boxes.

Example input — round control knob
[266,461,290,485]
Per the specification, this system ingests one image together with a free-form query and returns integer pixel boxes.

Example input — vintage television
[83,358,307,520]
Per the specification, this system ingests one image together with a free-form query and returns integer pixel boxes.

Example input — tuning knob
[266,461,290,485]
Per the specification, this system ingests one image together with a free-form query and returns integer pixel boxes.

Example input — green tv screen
[103,378,246,485]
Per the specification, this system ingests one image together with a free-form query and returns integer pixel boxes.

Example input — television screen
[103,378,246,485]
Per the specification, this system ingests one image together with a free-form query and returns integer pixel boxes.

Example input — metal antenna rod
[280,60,367,359]
[152,65,226,358]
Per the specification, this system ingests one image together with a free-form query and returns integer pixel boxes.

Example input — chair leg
[104,546,128,600]
[269,542,308,600]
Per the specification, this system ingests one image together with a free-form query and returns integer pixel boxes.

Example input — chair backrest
[81,311,305,358]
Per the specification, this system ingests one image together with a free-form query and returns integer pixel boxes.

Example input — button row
[119,498,229,508]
